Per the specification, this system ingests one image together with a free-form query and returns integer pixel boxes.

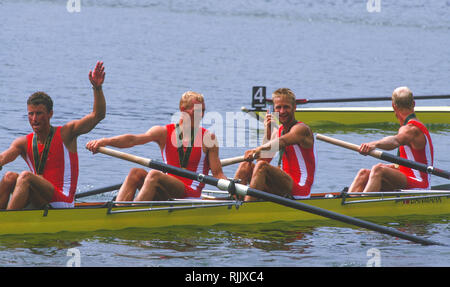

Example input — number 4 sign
[252,86,267,109]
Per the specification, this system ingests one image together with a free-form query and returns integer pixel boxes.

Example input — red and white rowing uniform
[161,123,210,199]
[278,122,317,199]
[398,120,434,189]
[25,126,79,208]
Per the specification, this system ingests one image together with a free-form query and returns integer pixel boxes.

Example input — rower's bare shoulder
[12,135,28,152]
[3,136,28,159]
[398,122,426,147]
[292,122,313,136]
[292,122,314,147]
[398,123,422,138]
[146,125,167,135]
[143,125,167,143]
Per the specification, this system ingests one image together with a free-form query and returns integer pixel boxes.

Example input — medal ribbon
[32,126,55,175]
[175,123,198,169]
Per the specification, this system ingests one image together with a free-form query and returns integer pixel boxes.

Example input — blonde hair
[179,91,204,110]
[392,86,414,110]
[272,88,296,108]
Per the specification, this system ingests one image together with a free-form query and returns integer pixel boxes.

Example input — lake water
[0,0,449,268]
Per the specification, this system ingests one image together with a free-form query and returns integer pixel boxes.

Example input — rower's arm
[61,62,106,149]
[86,126,166,152]
[278,123,314,149]
[0,136,27,167]
[255,123,313,157]
[371,125,418,151]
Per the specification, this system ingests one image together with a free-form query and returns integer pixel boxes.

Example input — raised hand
[89,61,105,88]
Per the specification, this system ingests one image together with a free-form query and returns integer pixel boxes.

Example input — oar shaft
[75,153,244,200]
[316,134,450,179]
[97,147,221,187]
[315,134,383,158]
[244,187,443,246]
[75,183,122,199]
[378,152,450,179]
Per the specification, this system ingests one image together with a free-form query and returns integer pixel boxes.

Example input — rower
[234,88,317,201]
[85,91,227,202]
[0,61,106,210]
[348,86,434,194]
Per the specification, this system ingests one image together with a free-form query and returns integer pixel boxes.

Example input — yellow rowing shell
[1,194,448,235]
[242,106,450,126]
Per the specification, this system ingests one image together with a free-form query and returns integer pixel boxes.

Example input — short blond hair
[179,91,204,110]
[392,86,414,109]
[272,88,296,108]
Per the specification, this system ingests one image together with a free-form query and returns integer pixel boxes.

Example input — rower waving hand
[0,61,106,209]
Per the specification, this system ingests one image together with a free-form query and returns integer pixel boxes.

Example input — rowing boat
[1,189,448,236]
[242,86,450,126]
[241,106,450,126]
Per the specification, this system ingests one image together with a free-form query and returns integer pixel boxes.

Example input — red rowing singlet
[161,124,210,198]
[398,120,434,189]
[278,123,317,198]
[25,126,79,208]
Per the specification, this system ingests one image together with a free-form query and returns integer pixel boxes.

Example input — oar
[75,183,122,199]
[75,155,245,199]
[95,146,444,246]
[316,134,450,180]
[220,155,245,166]
[266,94,450,105]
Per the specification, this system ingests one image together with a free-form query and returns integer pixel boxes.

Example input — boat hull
[1,194,448,235]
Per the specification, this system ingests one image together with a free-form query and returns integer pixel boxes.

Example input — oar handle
[97,147,222,187]
[220,156,245,167]
[315,134,383,158]
[98,146,245,168]
[98,147,151,167]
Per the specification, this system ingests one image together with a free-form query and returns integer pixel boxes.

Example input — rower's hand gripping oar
[95,146,445,246]
[316,134,450,180]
